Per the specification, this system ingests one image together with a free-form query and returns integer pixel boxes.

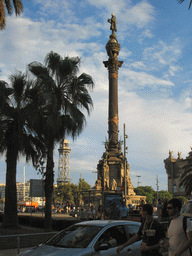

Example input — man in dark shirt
[117,204,165,256]
[109,202,121,220]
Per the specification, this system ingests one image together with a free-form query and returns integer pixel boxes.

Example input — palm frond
[13,0,23,15]
[28,62,56,91]
[179,158,192,194]
[77,73,94,90]
[0,0,6,29]
[10,72,27,103]
[178,0,192,9]
[5,0,12,14]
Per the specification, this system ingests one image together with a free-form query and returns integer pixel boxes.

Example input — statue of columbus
[108,13,117,33]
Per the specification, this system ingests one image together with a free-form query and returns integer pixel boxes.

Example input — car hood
[19,244,92,256]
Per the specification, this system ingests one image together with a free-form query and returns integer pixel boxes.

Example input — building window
[173,185,177,193]
[180,186,184,192]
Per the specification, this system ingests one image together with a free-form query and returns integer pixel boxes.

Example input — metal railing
[0,231,57,254]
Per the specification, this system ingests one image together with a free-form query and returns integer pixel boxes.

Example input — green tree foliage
[0,0,23,30]
[177,196,187,205]
[0,72,45,228]
[135,186,173,205]
[134,186,155,204]
[79,178,91,191]
[53,179,92,206]
[155,191,172,202]
[54,183,74,204]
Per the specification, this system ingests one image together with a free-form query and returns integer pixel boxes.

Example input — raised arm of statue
[108,13,117,33]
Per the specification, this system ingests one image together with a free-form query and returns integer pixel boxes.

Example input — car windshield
[46,225,102,248]
[181,202,192,216]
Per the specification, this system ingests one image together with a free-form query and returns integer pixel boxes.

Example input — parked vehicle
[18,220,142,256]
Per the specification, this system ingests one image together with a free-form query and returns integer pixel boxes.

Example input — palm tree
[0,72,45,228]
[0,0,23,30]
[178,0,192,9]
[180,152,192,195]
[28,51,94,231]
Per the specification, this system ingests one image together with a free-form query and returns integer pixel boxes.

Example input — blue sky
[1,0,192,191]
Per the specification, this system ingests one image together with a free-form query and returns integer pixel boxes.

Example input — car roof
[74,220,141,227]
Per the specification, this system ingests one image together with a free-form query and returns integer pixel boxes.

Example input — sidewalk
[0,224,56,255]
[0,223,46,236]
[0,247,30,256]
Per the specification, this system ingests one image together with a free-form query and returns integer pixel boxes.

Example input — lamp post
[136,175,141,187]
[92,171,97,181]
[124,124,128,205]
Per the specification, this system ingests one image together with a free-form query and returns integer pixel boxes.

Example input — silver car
[19,220,142,256]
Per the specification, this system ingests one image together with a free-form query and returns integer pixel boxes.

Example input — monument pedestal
[95,143,144,207]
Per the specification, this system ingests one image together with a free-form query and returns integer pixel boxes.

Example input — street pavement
[0,213,79,255]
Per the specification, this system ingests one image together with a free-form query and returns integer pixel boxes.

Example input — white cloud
[121,1,155,29]
[142,29,154,39]
[120,68,174,89]
[129,61,147,70]
[168,65,182,76]
[144,40,182,67]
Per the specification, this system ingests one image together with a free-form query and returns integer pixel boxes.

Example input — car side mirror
[95,243,109,251]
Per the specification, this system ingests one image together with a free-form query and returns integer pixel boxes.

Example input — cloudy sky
[1,0,192,191]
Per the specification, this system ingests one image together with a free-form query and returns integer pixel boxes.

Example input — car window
[181,202,192,216]
[95,225,127,250]
[127,225,140,238]
[46,225,102,248]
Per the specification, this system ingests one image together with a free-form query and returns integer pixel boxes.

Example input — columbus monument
[94,14,143,205]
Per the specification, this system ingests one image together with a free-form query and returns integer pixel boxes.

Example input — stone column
[103,28,123,152]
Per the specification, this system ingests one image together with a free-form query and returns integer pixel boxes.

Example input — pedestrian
[157,198,163,222]
[120,201,129,220]
[109,202,121,220]
[96,205,105,220]
[166,198,192,256]
[117,203,165,255]
[87,205,96,220]
[161,197,170,221]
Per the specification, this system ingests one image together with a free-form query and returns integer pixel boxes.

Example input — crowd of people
[86,201,130,220]
[116,198,192,256]
[85,198,192,256]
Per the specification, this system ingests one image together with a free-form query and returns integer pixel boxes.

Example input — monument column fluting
[103,14,123,152]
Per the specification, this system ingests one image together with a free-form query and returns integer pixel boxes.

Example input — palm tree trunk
[3,147,19,228]
[44,145,54,231]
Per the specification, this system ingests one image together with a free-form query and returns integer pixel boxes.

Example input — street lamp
[124,124,128,205]
[136,175,141,187]
[92,170,97,181]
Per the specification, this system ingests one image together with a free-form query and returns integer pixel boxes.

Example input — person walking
[109,202,121,220]
[157,198,163,222]
[120,201,129,220]
[96,205,105,220]
[117,203,165,255]
[161,197,169,222]
[166,198,192,256]
[87,205,96,220]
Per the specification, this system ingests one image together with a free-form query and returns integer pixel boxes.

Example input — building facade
[164,149,192,198]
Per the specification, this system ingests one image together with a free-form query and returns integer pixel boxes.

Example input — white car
[19,220,142,256]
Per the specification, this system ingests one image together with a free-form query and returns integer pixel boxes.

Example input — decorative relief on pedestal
[111,179,117,190]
